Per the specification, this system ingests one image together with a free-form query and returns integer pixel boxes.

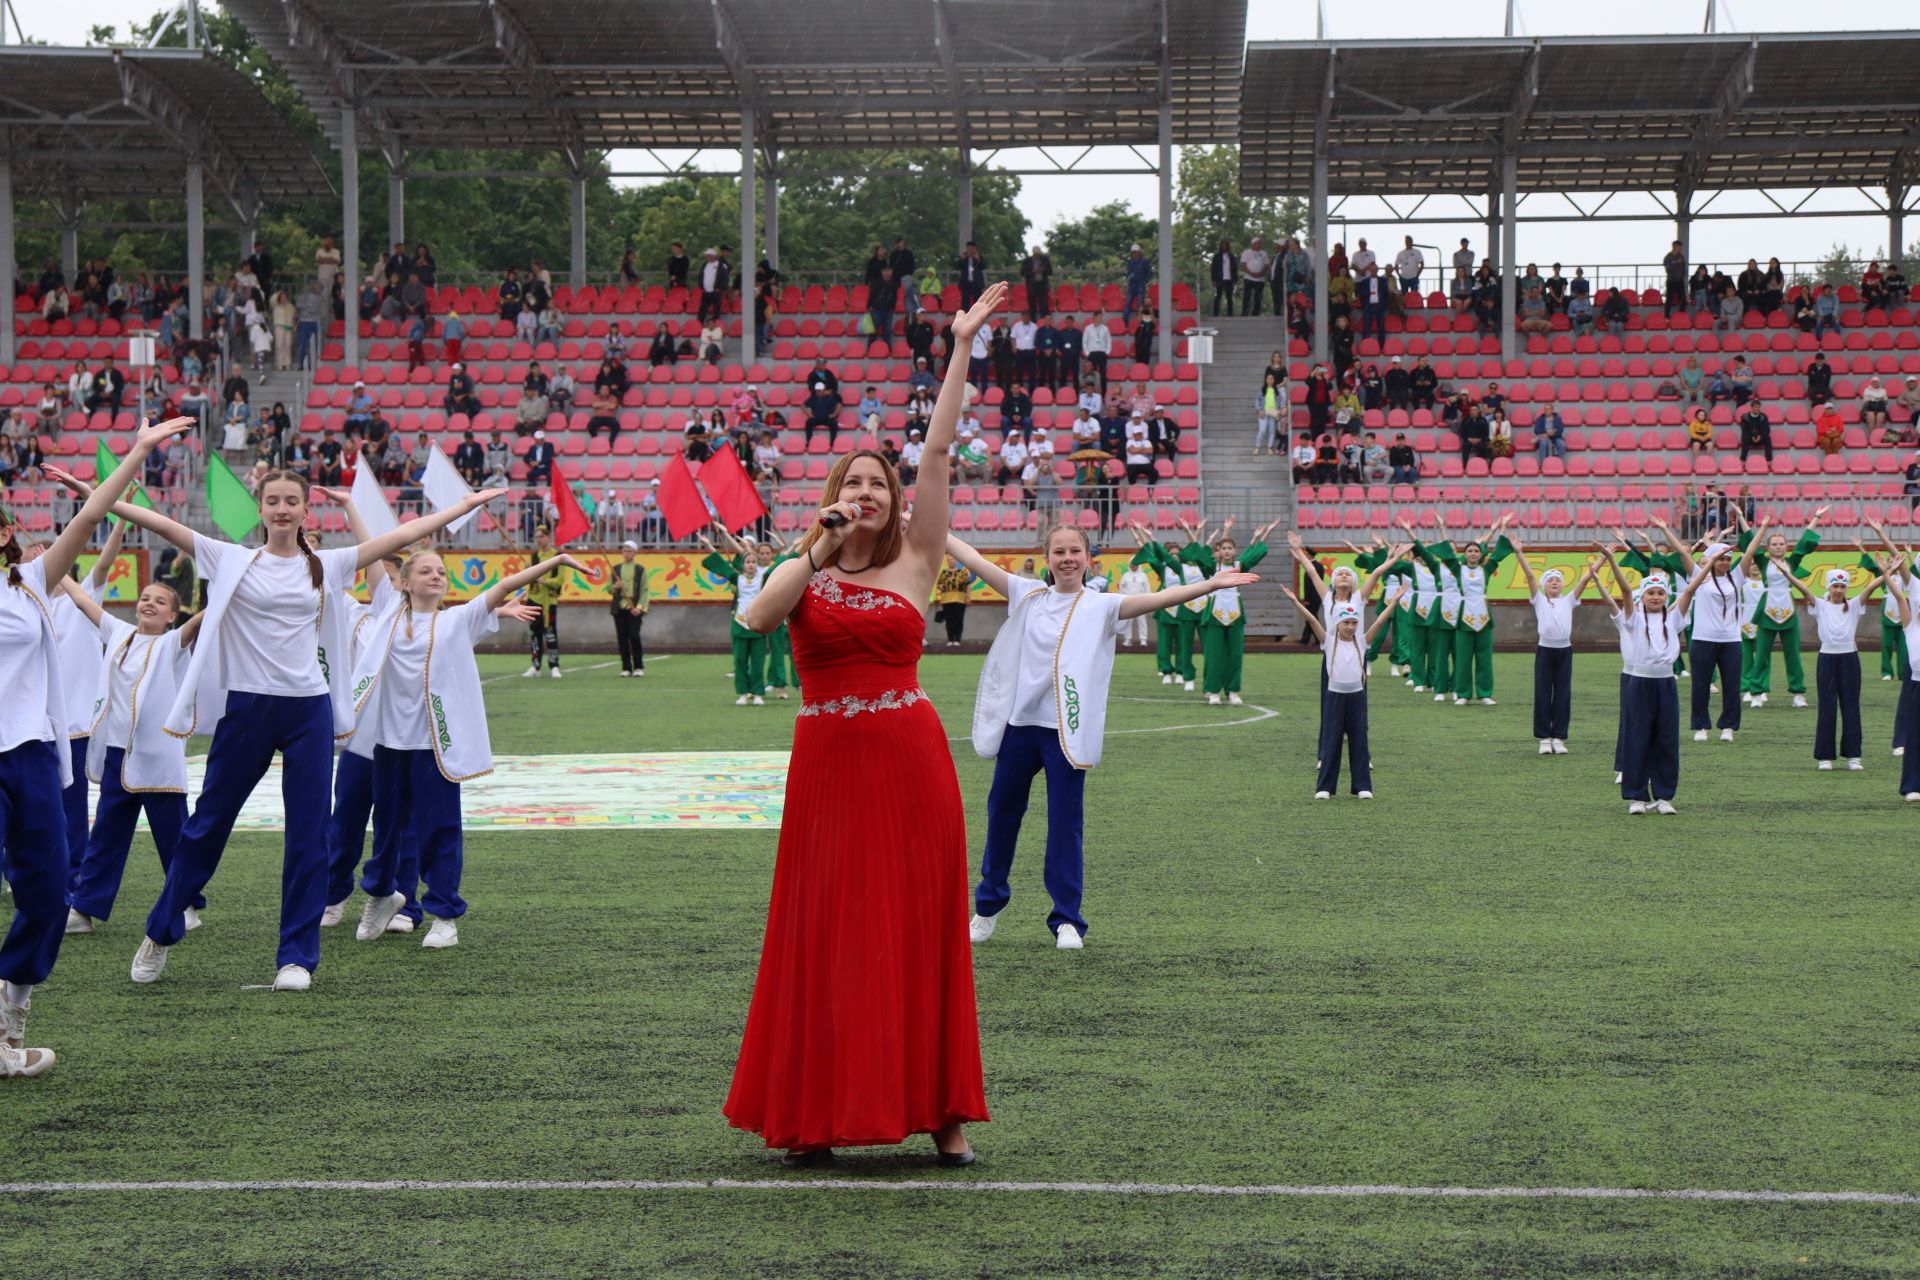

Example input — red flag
[656,452,714,540]
[697,444,768,533]
[549,474,591,545]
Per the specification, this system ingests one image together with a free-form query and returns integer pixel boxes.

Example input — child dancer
[1599,547,1708,815]
[953,526,1258,949]
[1864,519,1918,759]
[1439,513,1515,705]
[1126,523,1197,689]
[51,520,123,880]
[1886,570,1920,799]
[1785,561,1891,771]
[1186,518,1278,706]
[1508,533,1596,754]
[102,474,504,991]
[345,547,589,948]
[1400,517,1459,701]
[1738,505,1827,708]
[1402,528,1438,691]
[1676,534,1758,743]
[702,526,771,706]
[1280,585,1401,798]
[1,416,191,1078]
[1619,521,1691,680]
[764,535,800,697]
[56,575,204,933]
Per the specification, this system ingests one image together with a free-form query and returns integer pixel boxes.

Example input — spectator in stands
[496,266,524,325]
[1815,402,1846,456]
[1674,354,1704,403]
[1660,240,1688,318]
[606,322,629,363]
[1049,315,1078,390]
[1736,259,1767,316]
[1020,245,1054,315]
[1518,287,1551,336]
[663,242,689,292]
[1003,381,1034,438]
[1083,310,1113,391]
[535,301,561,346]
[1729,355,1755,405]
[179,380,210,420]
[1805,352,1834,404]
[1312,434,1340,484]
[586,387,620,441]
[700,317,726,365]
[1533,403,1567,460]
[1135,302,1159,368]
[312,236,341,294]
[1738,400,1773,463]
[1276,237,1310,300]
[1387,433,1418,485]
[453,431,485,487]
[1345,238,1372,277]
[803,380,841,448]
[269,289,297,372]
[1393,236,1424,296]
[1034,314,1060,388]
[1239,237,1271,316]
[1471,287,1498,336]
[697,248,728,324]
[1302,364,1333,435]
[1409,356,1439,409]
[523,431,555,484]
[1906,451,1920,511]
[1704,366,1732,405]
[1329,315,1356,383]
[1458,405,1491,463]
[1862,260,1890,311]
[1594,287,1628,332]
[646,324,677,368]
[1288,432,1316,484]
[1567,290,1594,337]
[361,408,392,462]
[35,383,62,436]
[341,380,373,435]
[1332,384,1361,437]
[549,365,575,414]
[1357,363,1384,411]
[1685,406,1714,455]
[1716,285,1744,331]
[515,384,551,437]
[444,364,480,418]
[1006,311,1039,386]
[441,308,466,365]
[1339,433,1368,483]
[1377,356,1410,411]
[887,238,918,316]
[1543,263,1568,312]
[1449,265,1473,314]
[1761,258,1786,313]
[1812,285,1841,338]
[41,283,70,322]
[1328,267,1356,327]
[1356,267,1389,344]
[869,267,901,345]
[1863,376,1892,441]
[1887,261,1910,306]
[64,361,89,411]
[1892,383,1920,446]
[1683,264,1712,316]
[87,358,127,416]
[485,431,512,478]
[1208,238,1238,315]
[1122,243,1154,325]
[956,241,986,310]
[1488,407,1516,458]
[594,355,631,402]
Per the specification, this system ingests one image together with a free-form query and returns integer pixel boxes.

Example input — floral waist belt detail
[796,687,929,719]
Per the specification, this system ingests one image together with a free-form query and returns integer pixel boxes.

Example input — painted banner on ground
[1308,548,1896,602]
[347,551,748,604]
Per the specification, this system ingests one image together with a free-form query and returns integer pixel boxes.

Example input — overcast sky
[18,0,1915,272]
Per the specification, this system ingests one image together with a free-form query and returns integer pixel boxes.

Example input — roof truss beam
[114,53,259,216]
[1680,37,1757,189]
[487,0,584,173]
[1500,43,1540,153]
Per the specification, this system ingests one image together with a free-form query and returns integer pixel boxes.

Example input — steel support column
[1675,187,1693,261]
[1157,101,1174,342]
[739,106,756,365]
[1310,147,1329,368]
[764,166,780,268]
[58,185,78,285]
[340,108,359,367]
[1500,152,1517,362]
[957,146,973,256]
[1485,182,1500,273]
[1890,183,1907,268]
[387,169,405,252]
[0,151,14,366]
[570,172,586,290]
[185,161,204,342]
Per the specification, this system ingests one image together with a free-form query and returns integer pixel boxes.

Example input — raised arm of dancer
[1286,530,1329,598]
[906,281,1008,568]
[1363,589,1404,642]
[353,488,508,570]
[86,518,126,589]
[312,488,376,546]
[943,534,1011,597]
[1569,560,1599,601]
[1864,518,1905,565]
[1117,566,1260,620]
[54,576,104,625]
[1277,585,1326,641]
[1598,545,1633,616]
[1783,569,1817,607]
[1674,561,1712,615]
[1508,533,1542,596]
[1647,514,1695,574]
[1735,515,1770,577]
[1887,571,1913,626]
[37,417,194,584]
[1359,541,1413,599]
[485,554,590,612]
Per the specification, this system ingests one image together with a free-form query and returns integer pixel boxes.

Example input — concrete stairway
[1196,314,1296,637]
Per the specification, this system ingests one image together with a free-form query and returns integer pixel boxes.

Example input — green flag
[95,440,155,527]
[205,452,261,541]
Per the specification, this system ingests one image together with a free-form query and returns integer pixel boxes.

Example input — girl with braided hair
[1598,545,1712,816]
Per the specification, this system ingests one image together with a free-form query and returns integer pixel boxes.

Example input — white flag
[423,445,478,535]
[350,459,399,538]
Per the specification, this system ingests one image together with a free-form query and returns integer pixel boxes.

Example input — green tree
[1042,200,1157,274]
[769,149,1027,279]
[1174,144,1304,281]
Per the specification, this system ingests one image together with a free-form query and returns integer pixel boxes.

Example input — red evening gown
[724,571,989,1149]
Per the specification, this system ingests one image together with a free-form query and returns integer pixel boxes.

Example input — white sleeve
[191,533,236,577]
[95,612,136,651]
[318,546,362,592]
[459,596,501,644]
[1104,593,1130,637]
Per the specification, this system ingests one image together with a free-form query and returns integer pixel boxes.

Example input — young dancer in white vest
[1678,531,1762,744]
[1437,513,1516,705]
[1863,520,1918,760]
[1782,560,1895,772]
[952,526,1257,950]
[53,571,203,933]
[1598,548,1710,815]
[321,541,405,932]
[49,519,123,881]
[1404,535,1440,692]
[1506,533,1597,755]
[0,416,193,1079]
[1279,585,1401,798]
[101,473,505,992]
[345,547,589,948]
[1736,505,1827,708]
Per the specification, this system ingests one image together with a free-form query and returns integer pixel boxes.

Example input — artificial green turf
[2,650,1915,1278]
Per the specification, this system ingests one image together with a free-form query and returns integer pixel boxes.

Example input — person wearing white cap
[1783,560,1896,771]
[1279,583,1401,799]
[1733,506,1828,708]
[609,541,650,677]
[1597,548,1711,814]
[1507,533,1598,755]
[1677,534,1762,743]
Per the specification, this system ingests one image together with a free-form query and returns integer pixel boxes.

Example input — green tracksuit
[1410,539,1457,696]
[1863,554,1908,679]
[1183,540,1269,697]
[703,552,768,697]
[1130,543,1189,678]
[1429,536,1512,701]
[1738,529,1819,695]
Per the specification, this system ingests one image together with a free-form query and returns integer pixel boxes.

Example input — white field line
[0,1178,1911,1205]
[946,697,1278,744]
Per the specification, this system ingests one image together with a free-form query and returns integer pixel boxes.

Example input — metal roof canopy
[0,45,333,214]
[221,0,1244,165]
[1240,32,1920,201]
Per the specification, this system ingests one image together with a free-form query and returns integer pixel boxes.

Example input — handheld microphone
[820,511,849,529]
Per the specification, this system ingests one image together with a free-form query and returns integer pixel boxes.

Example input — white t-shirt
[1324,631,1367,692]
[1616,607,1683,670]
[1008,587,1126,729]
[1812,597,1863,655]
[1001,440,1028,471]
[196,535,360,698]
[1689,572,1745,643]
[100,631,169,751]
[0,559,57,754]
[374,611,436,750]
[1011,320,1037,351]
[1531,593,1575,648]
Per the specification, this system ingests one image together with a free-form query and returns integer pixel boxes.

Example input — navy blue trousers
[1613,672,1628,773]
[1620,676,1680,802]
[1316,689,1372,795]
[1814,651,1863,762]
[1895,645,1914,754]
[974,722,1087,936]
[0,740,70,987]
[368,747,465,921]
[326,750,422,923]
[1532,646,1572,740]
[1689,638,1743,731]
[62,737,89,870]
[1900,681,1920,794]
[68,747,197,922]
[145,692,334,971]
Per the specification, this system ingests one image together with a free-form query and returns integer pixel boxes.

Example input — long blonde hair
[794,449,905,570]
[397,550,443,638]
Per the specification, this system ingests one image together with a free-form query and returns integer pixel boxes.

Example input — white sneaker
[320,899,348,928]
[355,892,406,941]
[130,937,169,983]
[1614,771,1623,784]
[1720,729,1735,743]
[1898,747,1907,757]
[1054,924,1083,951]
[1314,790,1331,800]
[1791,694,1807,708]
[1160,674,1173,685]
[1453,695,1465,704]
[1817,760,1834,771]
[386,913,416,934]
[735,694,750,706]
[521,667,539,678]
[1434,693,1447,702]
[1479,698,1496,706]
[64,909,94,935]
[1357,790,1373,799]
[0,1043,55,1078]
[1883,674,1894,681]
[1653,800,1678,815]
[1552,740,1569,755]
[1207,693,1221,705]
[1757,693,1769,707]
[183,907,203,932]
[1183,680,1195,692]
[752,695,765,705]
[1228,693,1245,706]
[636,669,646,677]
[551,668,562,680]
[1539,739,1554,754]
[619,670,632,678]
[968,914,997,943]
[272,964,312,992]
[1848,758,1864,771]
[422,917,458,949]
[1905,792,1920,802]
[776,690,790,700]
[1693,730,1709,742]
[1412,684,1425,692]
[1627,801,1647,815]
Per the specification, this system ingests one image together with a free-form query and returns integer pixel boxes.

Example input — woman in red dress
[724,281,1010,1166]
